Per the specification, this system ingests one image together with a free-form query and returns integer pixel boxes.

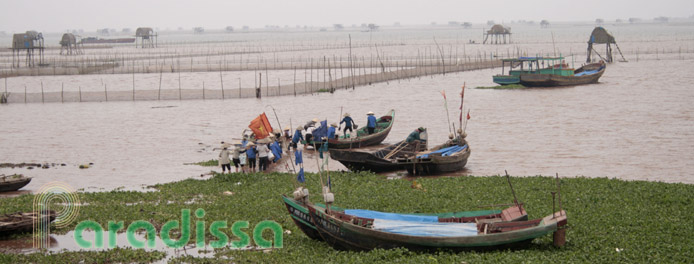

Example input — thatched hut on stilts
[586,27,627,63]
[11,31,45,68]
[135,27,157,48]
[60,33,82,55]
[483,24,511,44]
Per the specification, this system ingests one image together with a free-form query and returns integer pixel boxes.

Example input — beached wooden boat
[309,110,395,149]
[309,202,566,251]
[397,142,471,175]
[493,57,605,87]
[0,211,56,234]
[282,195,526,241]
[0,174,32,192]
[329,139,428,172]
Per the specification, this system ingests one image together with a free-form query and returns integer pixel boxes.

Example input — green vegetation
[476,84,527,89]
[1,172,693,263]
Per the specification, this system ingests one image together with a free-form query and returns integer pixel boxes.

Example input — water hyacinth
[0,172,691,263]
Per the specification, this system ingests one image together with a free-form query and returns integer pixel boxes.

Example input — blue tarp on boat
[417,145,468,159]
[371,219,479,237]
[344,209,439,222]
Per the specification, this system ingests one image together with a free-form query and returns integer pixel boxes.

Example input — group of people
[218,110,379,174]
[218,132,285,174]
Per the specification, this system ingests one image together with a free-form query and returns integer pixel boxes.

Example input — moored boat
[0,174,31,192]
[309,110,395,149]
[0,211,56,234]
[329,139,427,173]
[493,56,605,87]
[282,194,526,241]
[309,202,566,251]
[519,62,605,87]
[397,137,471,175]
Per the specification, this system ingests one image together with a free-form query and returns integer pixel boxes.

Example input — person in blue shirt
[366,111,377,134]
[340,113,354,136]
[291,126,304,150]
[269,135,282,162]
[245,142,257,172]
[327,123,337,139]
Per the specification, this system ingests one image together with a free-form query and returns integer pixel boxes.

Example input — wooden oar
[383,141,408,159]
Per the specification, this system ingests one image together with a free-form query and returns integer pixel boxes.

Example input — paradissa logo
[74,209,282,249]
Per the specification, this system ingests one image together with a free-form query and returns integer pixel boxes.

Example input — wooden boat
[309,202,566,251]
[519,62,605,87]
[493,56,605,87]
[0,174,31,192]
[309,110,395,149]
[0,211,56,234]
[397,141,471,175]
[282,195,526,241]
[329,139,428,172]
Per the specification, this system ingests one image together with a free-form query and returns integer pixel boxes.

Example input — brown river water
[1,57,693,196]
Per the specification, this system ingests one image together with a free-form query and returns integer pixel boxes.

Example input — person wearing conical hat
[340,113,354,137]
[406,127,426,143]
[231,142,247,173]
[246,142,257,173]
[283,126,292,141]
[219,142,232,174]
[291,126,304,150]
[256,139,271,172]
[366,111,377,135]
[327,123,338,139]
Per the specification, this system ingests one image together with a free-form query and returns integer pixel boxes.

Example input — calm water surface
[1,58,693,194]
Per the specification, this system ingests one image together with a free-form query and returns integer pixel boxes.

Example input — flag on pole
[297,168,305,183]
[294,150,303,165]
[248,113,273,139]
[440,90,446,100]
[459,83,466,123]
[467,110,471,120]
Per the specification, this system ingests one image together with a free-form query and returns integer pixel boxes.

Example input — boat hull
[401,145,471,175]
[493,75,521,85]
[329,140,426,172]
[519,65,605,87]
[310,110,394,149]
[0,178,31,192]
[309,204,565,251]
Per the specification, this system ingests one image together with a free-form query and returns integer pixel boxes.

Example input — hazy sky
[1,0,693,33]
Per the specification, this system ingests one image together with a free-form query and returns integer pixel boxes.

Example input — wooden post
[41,81,44,103]
[61,82,64,103]
[203,81,206,100]
[293,66,297,96]
[105,84,108,102]
[79,86,82,102]
[220,70,225,100]
[132,66,135,101]
[158,66,163,100]
[178,71,182,100]
[24,85,27,104]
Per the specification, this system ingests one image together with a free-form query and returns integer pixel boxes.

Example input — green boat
[282,195,526,241]
[309,203,567,251]
[493,57,574,85]
[306,110,395,149]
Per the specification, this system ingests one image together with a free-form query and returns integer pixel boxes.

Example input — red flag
[248,113,273,139]
[440,90,446,100]
[467,110,470,120]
